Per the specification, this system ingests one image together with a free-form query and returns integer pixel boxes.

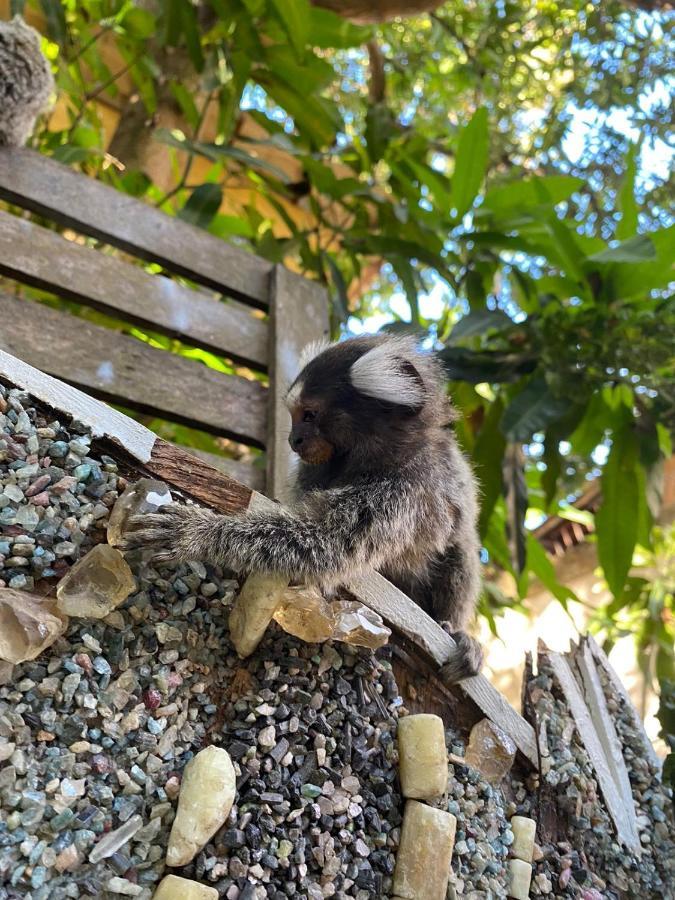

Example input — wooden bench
[0,147,538,767]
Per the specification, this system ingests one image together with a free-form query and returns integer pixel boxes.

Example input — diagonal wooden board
[0,348,537,766]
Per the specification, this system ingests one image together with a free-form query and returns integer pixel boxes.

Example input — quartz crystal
[397,714,448,799]
[392,800,457,899]
[508,858,533,900]
[463,718,517,784]
[273,587,336,642]
[167,746,236,866]
[56,545,135,619]
[510,815,536,862]
[89,814,142,863]
[107,478,172,547]
[332,600,390,649]
[229,573,288,657]
[0,590,68,664]
[152,876,218,900]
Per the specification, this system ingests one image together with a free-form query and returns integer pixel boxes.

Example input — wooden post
[266,265,329,501]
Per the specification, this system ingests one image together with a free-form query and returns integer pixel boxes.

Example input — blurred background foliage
[5,0,674,766]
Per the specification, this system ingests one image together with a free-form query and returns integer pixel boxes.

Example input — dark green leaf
[323,253,349,324]
[10,0,26,15]
[40,0,67,42]
[450,309,513,342]
[473,398,506,539]
[501,378,571,442]
[616,142,639,241]
[169,83,200,131]
[258,77,341,148]
[154,129,290,181]
[269,0,310,60]
[51,145,94,164]
[391,257,420,325]
[451,107,489,218]
[587,234,656,264]
[365,104,396,164]
[541,431,562,509]
[524,534,577,606]
[437,347,538,384]
[503,443,527,574]
[178,184,223,229]
[181,1,205,72]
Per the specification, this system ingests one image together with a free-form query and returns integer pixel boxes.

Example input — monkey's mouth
[295,438,334,465]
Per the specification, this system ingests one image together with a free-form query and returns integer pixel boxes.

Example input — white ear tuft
[298,339,331,373]
[350,344,425,407]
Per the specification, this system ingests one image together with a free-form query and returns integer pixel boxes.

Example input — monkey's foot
[437,628,483,685]
[118,503,219,566]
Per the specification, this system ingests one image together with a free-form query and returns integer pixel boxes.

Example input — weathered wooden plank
[185,446,265,493]
[0,293,267,446]
[0,348,537,766]
[266,265,329,501]
[545,649,641,852]
[573,640,640,848]
[585,634,662,772]
[0,210,268,368]
[0,147,273,308]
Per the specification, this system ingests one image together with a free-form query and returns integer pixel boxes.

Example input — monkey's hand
[437,626,483,685]
[120,504,221,566]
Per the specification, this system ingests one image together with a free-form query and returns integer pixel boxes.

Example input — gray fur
[0,16,54,147]
[123,334,483,682]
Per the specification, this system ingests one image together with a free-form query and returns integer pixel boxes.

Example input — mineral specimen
[510,815,536,862]
[464,717,517,784]
[333,600,391,649]
[0,589,68,664]
[392,800,457,899]
[167,745,236,866]
[56,544,135,618]
[229,573,288,657]
[508,857,533,900]
[152,875,218,900]
[397,714,448,799]
[107,478,172,547]
[89,814,143,863]
[273,586,336,642]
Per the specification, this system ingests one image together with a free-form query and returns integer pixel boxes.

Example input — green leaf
[451,107,489,218]
[482,175,584,216]
[154,129,291,181]
[51,145,94,164]
[616,142,639,241]
[450,309,513,342]
[178,183,223,229]
[656,423,673,458]
[541,431,562,509]
[169,83,200,131]
[269,0,311,60]
[438,347,538,384]
[391,257,420,325]
[501,378,571,443]
[524,534,577,606]
[605,223,675,299]
[503,443,527,574]
[257,77,341,148]
[587,234,656,264]
[40,0,67,42]
[308,7,372,48]
[365,104,396,164]
[181,1,205,72]
[596,426,640,597]
[121,7,155,39]
[323,253,349,324]
[10,0,26,15]
[473,398,506,539]
[532,181,587,283]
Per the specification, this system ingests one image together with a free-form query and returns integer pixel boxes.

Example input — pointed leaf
[501,378,571,443]
[451,107,489,218]
[503,443,527,574]
[482,175,584,215]
[179,184,223,229]
[450,309,513,342]
[269,0,310,60]
[473,398,506,539]
[588,234,656,264]
[616,143,639,241]
[438,347,538,384]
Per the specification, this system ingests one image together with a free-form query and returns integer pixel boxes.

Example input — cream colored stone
[510,815,536,862]
[166,746,236,866]
[398,714,448,799]
[152,875,218,900]
[392,800,456,899]
[229,573,289,657]
[0,590,68,663]
[508,858,533,900]
[56,545,135,618]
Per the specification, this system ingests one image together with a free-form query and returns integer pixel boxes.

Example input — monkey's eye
[302,410,316,423]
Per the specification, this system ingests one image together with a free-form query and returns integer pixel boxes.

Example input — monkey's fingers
[438,630,483,685]
[117,507,189,553]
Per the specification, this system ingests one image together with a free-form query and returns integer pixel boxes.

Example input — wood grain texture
[185,446,265,493]
[0,211,268,368]
[546,649,641,852]
[0,293,267,446]
[0,148,273,308]
[267,265,329,501]
[573,640,640,849]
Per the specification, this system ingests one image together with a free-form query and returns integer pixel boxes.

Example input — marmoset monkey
[123,335,483,682]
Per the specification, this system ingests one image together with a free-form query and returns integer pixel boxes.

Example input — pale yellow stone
[229,573,289,657]
[464,718,517,784]
[152,875,218,900]
[508,858,533,900]
[167,746,236,866]
[0,590,68,664]
[56,545,135,618]
[392,800,456,899]
[332,600,391,649]
[398,714,448,799]
[510,815,536,862]
[273,586,336,642]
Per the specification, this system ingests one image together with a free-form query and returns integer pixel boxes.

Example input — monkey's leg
[437,626,483,684]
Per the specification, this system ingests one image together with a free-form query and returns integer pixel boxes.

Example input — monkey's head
[285,335,453,467]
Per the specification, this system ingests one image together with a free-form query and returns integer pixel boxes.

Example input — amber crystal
[273,587,336,642]
[0,590,68,664]
[56,545,135,619]
[107,478,172,547]
[464,717,517,784]
[333,600,390,649]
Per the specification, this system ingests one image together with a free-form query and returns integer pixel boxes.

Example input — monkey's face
[287,398,335,465]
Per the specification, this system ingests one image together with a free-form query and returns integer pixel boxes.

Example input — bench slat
[0,211,268,369]
[185,446,265,493]
[0,293,266,446]
[0,148,272,308]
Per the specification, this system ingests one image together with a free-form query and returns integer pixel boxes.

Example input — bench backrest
[0,148,329,497]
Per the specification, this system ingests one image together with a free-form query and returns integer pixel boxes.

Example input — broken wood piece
[545,649,641,853]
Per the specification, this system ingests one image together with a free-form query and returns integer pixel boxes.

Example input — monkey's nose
[290,434,304,450]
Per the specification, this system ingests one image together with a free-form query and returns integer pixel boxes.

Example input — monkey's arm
[121,484,409,580]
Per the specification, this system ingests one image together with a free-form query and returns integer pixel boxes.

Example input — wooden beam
[545,649,641,852]
[266,265,329,501]
[0,349,537,767]
[0,147,273,308]
[0,293,267,447]
[0,210,268,369]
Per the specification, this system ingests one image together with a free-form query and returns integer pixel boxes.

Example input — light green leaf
[154,129,291,181]
[482,175,584,215]
[616,143,639,241]
[269,0,311,60]
[451,107,489,218]
[178,184,223,229]
[308,7,372,48]
[501,378,571,443]
[657,423,673,458]
[525,534,577,606]
[587,234,656,264]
